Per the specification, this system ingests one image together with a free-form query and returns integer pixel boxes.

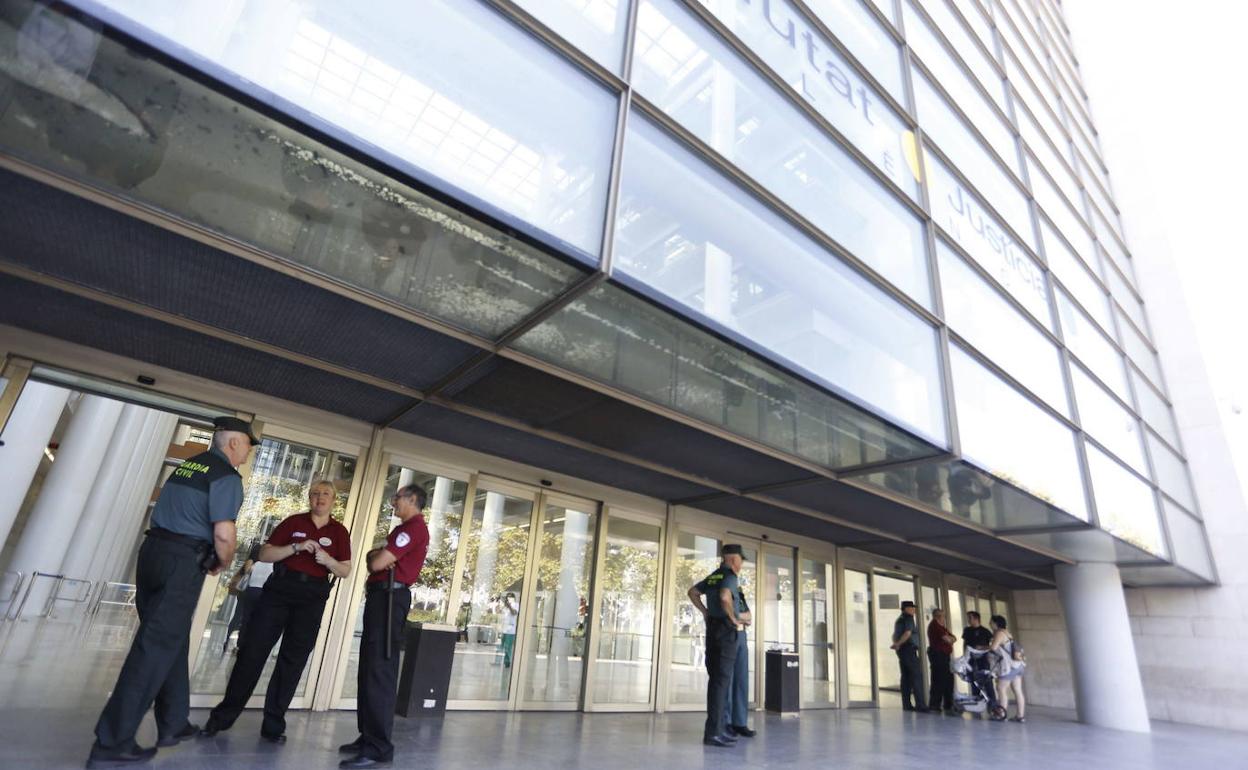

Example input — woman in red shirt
[200,479,352,742]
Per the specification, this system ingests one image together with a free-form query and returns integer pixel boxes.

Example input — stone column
[0,382,71,565]
[59,404,152,574]
[1054,562,1151,732]
[8,394,124,615]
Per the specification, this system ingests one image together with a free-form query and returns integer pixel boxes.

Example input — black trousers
[208,574,331,736]
[927,649,954,711]
[896,646,926,710]
[703,618,739,740]
[94,537,205,750]
[355,585,409,760]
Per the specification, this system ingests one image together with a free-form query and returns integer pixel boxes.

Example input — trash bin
[764,649,800,715]
[395,623,457,717]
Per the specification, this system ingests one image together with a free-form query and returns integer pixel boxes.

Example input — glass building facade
[0,0,1219,717]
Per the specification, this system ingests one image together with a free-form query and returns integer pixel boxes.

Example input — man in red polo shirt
[338,483,430,769]
[927,608,958,714]
[200,479,351,742]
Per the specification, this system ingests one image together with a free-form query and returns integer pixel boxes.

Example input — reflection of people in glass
[949,467,993,519]
[915,465,944,509]
[499,593,518,668]
[223,542,265,655]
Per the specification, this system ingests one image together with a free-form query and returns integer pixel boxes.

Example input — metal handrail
[0,570,24,618]
[50,577,94,616]
[88,581,138,617]
[10,571,61,620]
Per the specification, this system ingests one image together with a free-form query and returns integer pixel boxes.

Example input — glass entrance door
[188,428,361,710]
[873,571,916,708]
[517,494,600,709]
[799,555,836,708]
[447,482,537,707]
[842,568,875,706]
[666,528,721,707]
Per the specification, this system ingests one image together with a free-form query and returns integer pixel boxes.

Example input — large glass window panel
[1118,308,1163,386]
[1086,445,1165,557]
[191,438,356,697]
[1146,431,1198,513]
[998,17,1059,121]
[948,0,995,52]
[913,70,1032,247]
[927,152,1050,325]
[340,466,466,699]
[673,0,918,199]
[1008,68,1064,158]
[904,3,1016,168]
[1116,308,1163,388]
[1042,217,1112,331]
[521,501,599,705]
[668,531,721,705]
[1071,364,1147,476]
[937,241,1066,414]
[512,0,630,72]
[1072,127,1111,196]
[1078,156,1120,232]
[1105,261,1148,336]
[90,0,616,256]
[449,489,536,702]
[763,550,798,653]
[1030,152,1095,264]
[612,115,945,440]
[950,345,1088,517]
[913,0,1005,110]
[593,516,662,705]
[1093,212,1134,284]
[803,0,905,100]
[1019,109,1083,217]
[800,557,837,707]
[0,0,587,340]
[1132,370,1180,450]
[1163,500,1214,580]
[1055,288,1130,402]
[514,282,945,469]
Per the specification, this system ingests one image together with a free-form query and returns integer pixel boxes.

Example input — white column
[0,382,71,560]
[1054,562,1151,733]
[469,491,505,625]
[8,395,123,614]
[549,508,591,692]
[83,411,158,583]
[428,476,453,552]
[103,411,178,582]
[59,404,152,574]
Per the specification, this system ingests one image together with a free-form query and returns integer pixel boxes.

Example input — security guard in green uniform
[687,544,747,747]
[87,416,257,768]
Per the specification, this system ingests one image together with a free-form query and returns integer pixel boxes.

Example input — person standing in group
[199,479,351,742]
[889,600,928,712]
[963,611,999,716]
[338,484,430,769]
[988,615,1026,723]
[87,417,257,768]
[926,608,957,714]
[722,565,754,739]
[686,544,747,748]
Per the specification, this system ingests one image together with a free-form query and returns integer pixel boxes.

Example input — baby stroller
[950,648,1006,719]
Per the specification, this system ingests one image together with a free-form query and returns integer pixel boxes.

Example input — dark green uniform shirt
[150,447,244,542]
[695,565,742,620]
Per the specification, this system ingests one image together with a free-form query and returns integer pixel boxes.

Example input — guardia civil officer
[686,544,746,748]
[87,417,257,768]
[338,483,430,769]
[200,479,351,742]
[724,576,755,738]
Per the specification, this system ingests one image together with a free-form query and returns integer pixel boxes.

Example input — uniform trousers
[927,649,955,711]
[355,583,410,761]
[94,536,206,750]
[207,573,331,737]
[703,617,739,740]
[725,629,749,727]
[896,646,927,710]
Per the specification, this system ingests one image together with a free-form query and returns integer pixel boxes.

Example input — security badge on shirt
[289,531,335,549]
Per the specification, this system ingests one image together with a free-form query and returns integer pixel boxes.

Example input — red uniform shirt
[928,619,954,655]
[267,512,351,579]
[367,514,429,586]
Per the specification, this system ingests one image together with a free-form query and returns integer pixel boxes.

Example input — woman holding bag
[989,615,1027,723]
